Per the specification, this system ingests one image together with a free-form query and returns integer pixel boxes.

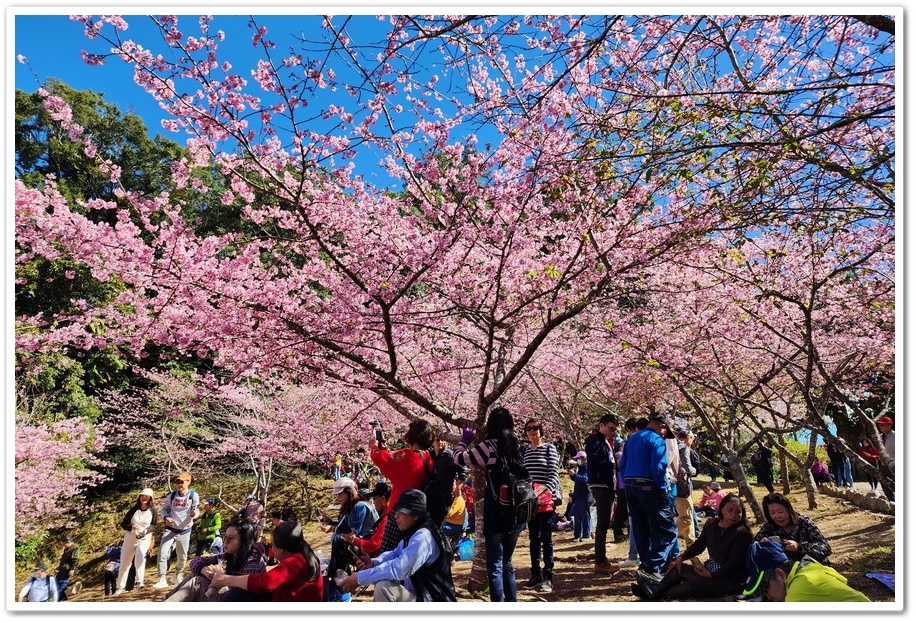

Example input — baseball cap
[648,411,671,427]
[392,489,427,516]
[875,416,893,425]
[34,561,47,570]
[743,540,789,596]
[205,498,215,505]
[709,481,722,491]
[573,450,588,461]
[140,487,155,498]
[367,481,392,499]
[176,472,192,482]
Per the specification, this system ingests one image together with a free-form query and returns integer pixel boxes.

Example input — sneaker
[594,560,620,574]
[539,579,553,593]
[175,574,184,585]
[68,581,82,596]
[113,589,124,596]
[522,575,544,589]
[134,582,145,589]
[152,578,169,589]
[619,559,639,569]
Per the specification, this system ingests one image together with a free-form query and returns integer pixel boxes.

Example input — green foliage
[14,533,46,567]
[846,546,894,572]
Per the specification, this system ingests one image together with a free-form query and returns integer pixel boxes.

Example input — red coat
[370,446,433,512]
[246,552,322,602]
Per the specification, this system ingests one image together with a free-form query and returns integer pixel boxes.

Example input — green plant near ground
[845,546,894,572]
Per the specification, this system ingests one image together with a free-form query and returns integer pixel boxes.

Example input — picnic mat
[865,572,895,592]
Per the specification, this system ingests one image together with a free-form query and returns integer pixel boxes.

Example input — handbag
[533,482,555,514]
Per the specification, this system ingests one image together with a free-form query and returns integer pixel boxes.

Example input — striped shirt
[522,443,561,498]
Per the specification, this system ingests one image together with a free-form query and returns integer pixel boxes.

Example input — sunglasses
[525,426,540,432]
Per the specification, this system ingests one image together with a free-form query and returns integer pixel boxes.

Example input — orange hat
[176,472,192,482]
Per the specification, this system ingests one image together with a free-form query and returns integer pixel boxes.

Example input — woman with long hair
[452,406,526,602]
[164,519,266,602]
[371,419,436,553]
[211,521,323,601]
[318,477,378,544]
[754,492,832,564]
[114,487,158,594]
[633,493,753,601]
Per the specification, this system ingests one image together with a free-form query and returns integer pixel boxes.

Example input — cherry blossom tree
[14,13,894,586]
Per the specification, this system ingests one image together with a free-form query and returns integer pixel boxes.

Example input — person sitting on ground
[632,493,752,601]
[753,492,832,564]
[342,481,392,557]
[336,489,457,602]
[694,482,725,518]
[742,540,869,602]
[319,477,379,545]
[164,519,267,602]
[442,472,470,540]
[210,521,323,601]
[810,458,832,485]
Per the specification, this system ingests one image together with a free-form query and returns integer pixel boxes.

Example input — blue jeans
[484,529,521,602]
[571,500,591,538]
[56,573,71,601]
[625,482,678,575]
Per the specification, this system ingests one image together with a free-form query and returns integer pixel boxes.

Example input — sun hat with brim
[331,477,357,495]
[742,540,789,596]
[709,482,722,491]
[140,487,155,498]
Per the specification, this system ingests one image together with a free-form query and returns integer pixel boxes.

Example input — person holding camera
[567,451,592,542]
[370,419,436,553]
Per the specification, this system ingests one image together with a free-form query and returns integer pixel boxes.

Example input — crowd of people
[18,410,893,604]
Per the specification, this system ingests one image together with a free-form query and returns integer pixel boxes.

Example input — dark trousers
[527,511,555,580]
[590,486,614,564]
[878,463,895,501]
[625,482,678,575]
[195,539,214,557]
[56,572,71,601]
[104,572,117,596]
[611,487,628,536]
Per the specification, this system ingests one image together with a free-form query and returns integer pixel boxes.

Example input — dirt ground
[52,482,896,606]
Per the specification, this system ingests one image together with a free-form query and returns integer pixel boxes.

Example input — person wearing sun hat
[742,539,869,602]
[874,416,895,501]
[115,487,159,594]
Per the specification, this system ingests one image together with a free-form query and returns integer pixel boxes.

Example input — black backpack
[417,451,449,526]
[488,455,537,525]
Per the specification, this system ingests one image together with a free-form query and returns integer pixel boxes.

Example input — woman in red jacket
[371,419,435,552]
[210,521,323,601]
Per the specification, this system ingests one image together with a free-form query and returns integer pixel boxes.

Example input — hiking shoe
[153,578,169,589]
[69,581,82,595]
[113,589,124,596]
[134,582,145,588]
[594,560,620,574]
[619,559,639,569]
[539,579,553,593]
[522,575,544,589]
[613,533,626,543]
[175,574,184,585]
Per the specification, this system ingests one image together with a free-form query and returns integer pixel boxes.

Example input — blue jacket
[619,427,669,490]
[570,464,593,502]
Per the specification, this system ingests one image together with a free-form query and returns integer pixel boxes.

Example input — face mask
[32,572,41,579]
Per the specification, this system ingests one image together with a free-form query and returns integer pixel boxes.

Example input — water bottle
[499,484,509,502]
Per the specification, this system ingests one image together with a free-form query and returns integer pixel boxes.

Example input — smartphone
[375,429,384,445]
